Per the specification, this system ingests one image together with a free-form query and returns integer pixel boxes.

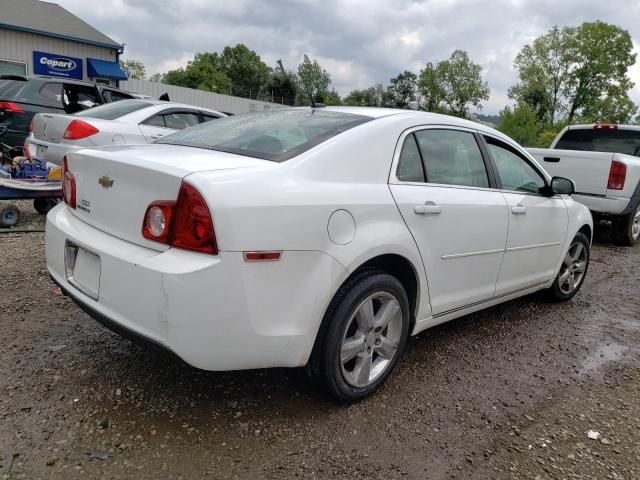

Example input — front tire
[546,232,590,302]
[308,270,410,402]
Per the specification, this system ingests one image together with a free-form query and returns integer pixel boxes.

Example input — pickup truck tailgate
[527,148,613,196]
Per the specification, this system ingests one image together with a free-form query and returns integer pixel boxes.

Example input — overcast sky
[58,0,640,114]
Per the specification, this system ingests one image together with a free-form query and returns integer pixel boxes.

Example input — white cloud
[58,0,640,114]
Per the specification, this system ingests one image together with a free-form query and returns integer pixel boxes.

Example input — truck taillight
[142,182,218,255]
[63,120,99,140]
[0,101,25,113]
[607,161,626,190]
[62,156,76,208]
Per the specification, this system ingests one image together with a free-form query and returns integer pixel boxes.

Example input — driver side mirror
[550,176,575,195]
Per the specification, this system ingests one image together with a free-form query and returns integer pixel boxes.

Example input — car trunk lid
[66,144,274,250]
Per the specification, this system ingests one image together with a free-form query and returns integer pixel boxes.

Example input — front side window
[485,137,546,194]
[413,129,489,188]
[159,109,372,162]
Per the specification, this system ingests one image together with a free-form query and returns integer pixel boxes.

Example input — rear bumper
[25,137,80,166]
[46,204,347,370]
[572,194,630,215]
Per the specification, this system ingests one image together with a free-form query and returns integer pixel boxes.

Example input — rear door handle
[151,134,164,139]
[511,205,526,215]
[543,157,560,163]
[414,201,442,215]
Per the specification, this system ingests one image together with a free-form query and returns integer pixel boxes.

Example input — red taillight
[142,201,175,243]
[608,161,626,190]
[62,156,76,208]
[0,101,25,113]
[63,120,99,140]
[171,182,217,254]
[142,182,218,255]
[594,124,618,130]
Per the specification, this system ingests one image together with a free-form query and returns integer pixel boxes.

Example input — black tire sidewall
[316,271,410,402]
[614,203,639,246]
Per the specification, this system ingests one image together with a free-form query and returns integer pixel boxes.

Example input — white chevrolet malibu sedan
[46,107,592,401]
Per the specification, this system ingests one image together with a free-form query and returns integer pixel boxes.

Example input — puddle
[580,342,628,373]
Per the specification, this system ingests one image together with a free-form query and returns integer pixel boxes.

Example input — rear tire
[308,270,410,402]
[33,198,59,215]
[546,232,590,302]
[613,203,640,246]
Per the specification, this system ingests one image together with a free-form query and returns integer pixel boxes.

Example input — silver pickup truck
[528,124,640,245]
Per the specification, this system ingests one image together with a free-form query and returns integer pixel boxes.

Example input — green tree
[215,45,270,98]
[510,22,637,124]
[119,59,146,79]
[386,71,417,108]
[148,73,163,83]
[266,69,298,105]
[323,89,343,105]
[417,50,489,118]
[162,44,269,98]
[297,54,331,102]
[496,104,541,146]
[344,84,385,107]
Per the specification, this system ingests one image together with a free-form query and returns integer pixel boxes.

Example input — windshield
[555,128,640,157]
[158,108,373,162]
[75,99,152,120]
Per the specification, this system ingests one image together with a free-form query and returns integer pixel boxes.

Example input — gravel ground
[1,222,639,479]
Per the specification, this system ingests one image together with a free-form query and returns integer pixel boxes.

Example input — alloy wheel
[558,241,588,295]
[340,292,403,388]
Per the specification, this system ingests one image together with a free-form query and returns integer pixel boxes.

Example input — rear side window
[159,109,372,162]
[413,129,489,188]
[555,128,640,157]
[102,89,134,103]
[164,112,199,129]
[76,99,152,120]
[397,133,425,182]
[202,113,221,123]
[0,79,61,107]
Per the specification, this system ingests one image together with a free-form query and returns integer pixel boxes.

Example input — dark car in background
[0,76,135,148]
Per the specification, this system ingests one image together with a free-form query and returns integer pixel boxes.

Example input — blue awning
[87,58,127,80]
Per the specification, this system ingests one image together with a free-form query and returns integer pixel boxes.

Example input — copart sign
[33,51,83,79]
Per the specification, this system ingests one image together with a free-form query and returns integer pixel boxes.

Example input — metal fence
[121,78,287,114]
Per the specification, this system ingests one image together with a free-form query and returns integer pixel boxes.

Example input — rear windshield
[158,108,373,161]
[555,128,640,157]
[75,99,152,120]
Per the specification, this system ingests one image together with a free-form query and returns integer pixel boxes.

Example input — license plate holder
[65,241,101,300]
[36,144,47,160]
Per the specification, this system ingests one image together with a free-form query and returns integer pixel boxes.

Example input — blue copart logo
[40,56,77,71]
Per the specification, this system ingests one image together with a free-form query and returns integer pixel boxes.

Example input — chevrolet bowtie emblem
[98,176,114,188]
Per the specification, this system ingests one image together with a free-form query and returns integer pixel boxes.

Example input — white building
[0,0,127,86]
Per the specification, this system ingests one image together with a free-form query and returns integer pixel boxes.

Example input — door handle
[543,157,560,163]
[414,201,442,215]
[511,205,526,215]
[151,134,164,139]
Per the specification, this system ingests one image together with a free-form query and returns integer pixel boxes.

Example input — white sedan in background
[25,99,226,165]
[46,107,592,401]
